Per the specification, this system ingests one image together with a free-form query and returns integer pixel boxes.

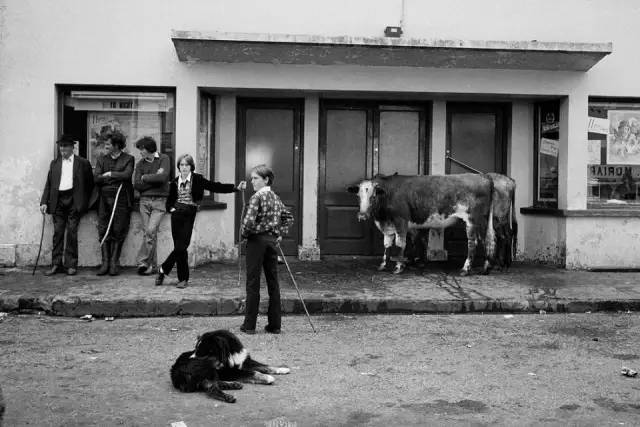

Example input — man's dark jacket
[40,155,94,213]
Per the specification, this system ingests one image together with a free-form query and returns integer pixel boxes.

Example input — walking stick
[32,212,46,275]
[237,189,247,287]
[276,243,317,333]
[100,183,123,247]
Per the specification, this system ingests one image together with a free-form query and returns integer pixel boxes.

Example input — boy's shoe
[155,272,165,286]
[264,325,281,334]
[240,325,256,335]
[176,280,188,289]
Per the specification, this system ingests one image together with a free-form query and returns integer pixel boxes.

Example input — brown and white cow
[348,173,496,276]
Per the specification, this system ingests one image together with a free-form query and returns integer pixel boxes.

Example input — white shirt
[145,152,160,163]
[58,154,74,191]
[256,186,271,194]
[178,172,192,187]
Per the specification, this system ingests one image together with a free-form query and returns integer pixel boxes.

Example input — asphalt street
[1,313,640,426]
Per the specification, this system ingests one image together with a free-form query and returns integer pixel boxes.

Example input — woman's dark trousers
[161,206,197,282]
[243,233,281,330]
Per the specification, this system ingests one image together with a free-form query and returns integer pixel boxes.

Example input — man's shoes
[176,280,188,289]
[240,325,256,335]
[155,272,165,286]
[264,325,281,334]
[66,267,77,276]
[44,265,63,276]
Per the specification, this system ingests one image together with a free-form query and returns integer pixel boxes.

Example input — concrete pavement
[1,258,640,317]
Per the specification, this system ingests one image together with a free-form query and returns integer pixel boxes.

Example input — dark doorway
[318,101,429,255]
[236,99,303,255]
[445,102,509,258]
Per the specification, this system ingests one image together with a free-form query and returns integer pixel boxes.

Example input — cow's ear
[374,185,385,195]
[346,185,359,193]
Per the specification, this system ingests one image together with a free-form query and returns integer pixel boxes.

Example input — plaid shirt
[241,187,286,238]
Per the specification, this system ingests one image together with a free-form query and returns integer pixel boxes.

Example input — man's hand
[39,204,47,214]
[237,181,247,191]
[276,236,283,243]
[101,171,112,178]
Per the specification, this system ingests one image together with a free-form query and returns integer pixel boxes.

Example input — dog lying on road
[170,329,290,403]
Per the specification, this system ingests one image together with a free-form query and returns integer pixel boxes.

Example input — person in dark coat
[39,134,94,276]
[155,154,246,289]
[94,130,134,276]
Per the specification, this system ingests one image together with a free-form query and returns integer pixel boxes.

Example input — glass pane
[450,113,495,174]
[379,111,420,175]
[325,109,367,191]
[588,103,640,207]
[245,108,294,193]
[538,103,559,204]
[63,90,175,170]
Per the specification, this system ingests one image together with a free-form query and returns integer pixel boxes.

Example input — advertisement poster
[587,140,602,164]
[87,112,162,167]
[606,110,640,165]
[539,138,559,157]
[588,116,609,135]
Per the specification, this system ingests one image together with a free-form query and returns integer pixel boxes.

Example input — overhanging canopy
[171,31,612,71]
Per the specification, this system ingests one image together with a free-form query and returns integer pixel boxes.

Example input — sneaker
[239,325,256,335]
[176,280,188,289]
[264,325,281,334]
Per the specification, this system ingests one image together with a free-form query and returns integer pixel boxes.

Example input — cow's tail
[485,179,496,262]
[509,183,518,263]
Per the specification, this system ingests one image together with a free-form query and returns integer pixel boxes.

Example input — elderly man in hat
[39,134,94,275]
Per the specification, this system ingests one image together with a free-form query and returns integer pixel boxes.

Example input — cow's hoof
[393,264,405,274]
[460,269,471,276]
[378,263,388,271]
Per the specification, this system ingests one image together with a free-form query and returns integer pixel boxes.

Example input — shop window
[534,101,559,207]
[588,98,640,208]
[58,86,175,172]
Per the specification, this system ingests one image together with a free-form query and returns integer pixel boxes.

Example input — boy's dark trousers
[243,233,281,330]
[161,205,197,282]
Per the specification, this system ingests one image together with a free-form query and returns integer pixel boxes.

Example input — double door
[318,101,428,255]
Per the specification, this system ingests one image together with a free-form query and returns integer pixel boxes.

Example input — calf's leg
[461,224,478,276]
[379,233,395,271]
[393,231,408,274]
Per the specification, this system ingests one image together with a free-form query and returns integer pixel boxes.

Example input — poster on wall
[87,112,162,167]
[606,110,640,165]
[587,139,602,164]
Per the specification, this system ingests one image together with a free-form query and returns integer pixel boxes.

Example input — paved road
[1,313,640,426]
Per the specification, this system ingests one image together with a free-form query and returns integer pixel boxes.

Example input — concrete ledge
[4,295,640,318]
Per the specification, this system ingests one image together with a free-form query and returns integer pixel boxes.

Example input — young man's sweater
[133,153,171,198]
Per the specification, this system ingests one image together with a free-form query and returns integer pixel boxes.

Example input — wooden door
[319,101,428,255]
[445,102,508,259]
[236,99,302,255]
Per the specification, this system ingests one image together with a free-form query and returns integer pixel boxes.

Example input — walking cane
[276,243,317,333]
[32,212,46,275]
[237,188,247,287]
[100,183,123,247]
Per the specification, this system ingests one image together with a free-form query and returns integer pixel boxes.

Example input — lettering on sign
[588,164,640,178]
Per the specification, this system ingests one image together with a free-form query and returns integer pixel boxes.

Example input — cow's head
[347,180,384,221]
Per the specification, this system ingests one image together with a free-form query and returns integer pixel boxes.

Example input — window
[534,101,559,207]
[588,98,640,208]
[58,86,175,171]
[197,92,224,207]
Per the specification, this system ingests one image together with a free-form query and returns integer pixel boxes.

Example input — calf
[348,173,496,275]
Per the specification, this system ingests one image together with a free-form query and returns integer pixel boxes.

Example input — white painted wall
[2,0,640,267]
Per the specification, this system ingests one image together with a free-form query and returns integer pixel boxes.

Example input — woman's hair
[100,129,127,150]
[251,164,274,186]
[135,136,157,153]
[177,154,195,172]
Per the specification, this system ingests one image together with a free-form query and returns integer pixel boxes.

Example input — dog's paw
[273,367,290,375]
[223,394,237,403]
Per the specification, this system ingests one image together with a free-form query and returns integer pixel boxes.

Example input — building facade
[1,0,639,269]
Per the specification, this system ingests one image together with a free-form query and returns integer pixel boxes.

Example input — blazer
[40,155,94,214]
[166,173,237,211]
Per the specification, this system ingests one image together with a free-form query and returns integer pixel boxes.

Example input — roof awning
[171,31,612,71]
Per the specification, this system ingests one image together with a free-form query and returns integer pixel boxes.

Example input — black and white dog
[170,329,290,403]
